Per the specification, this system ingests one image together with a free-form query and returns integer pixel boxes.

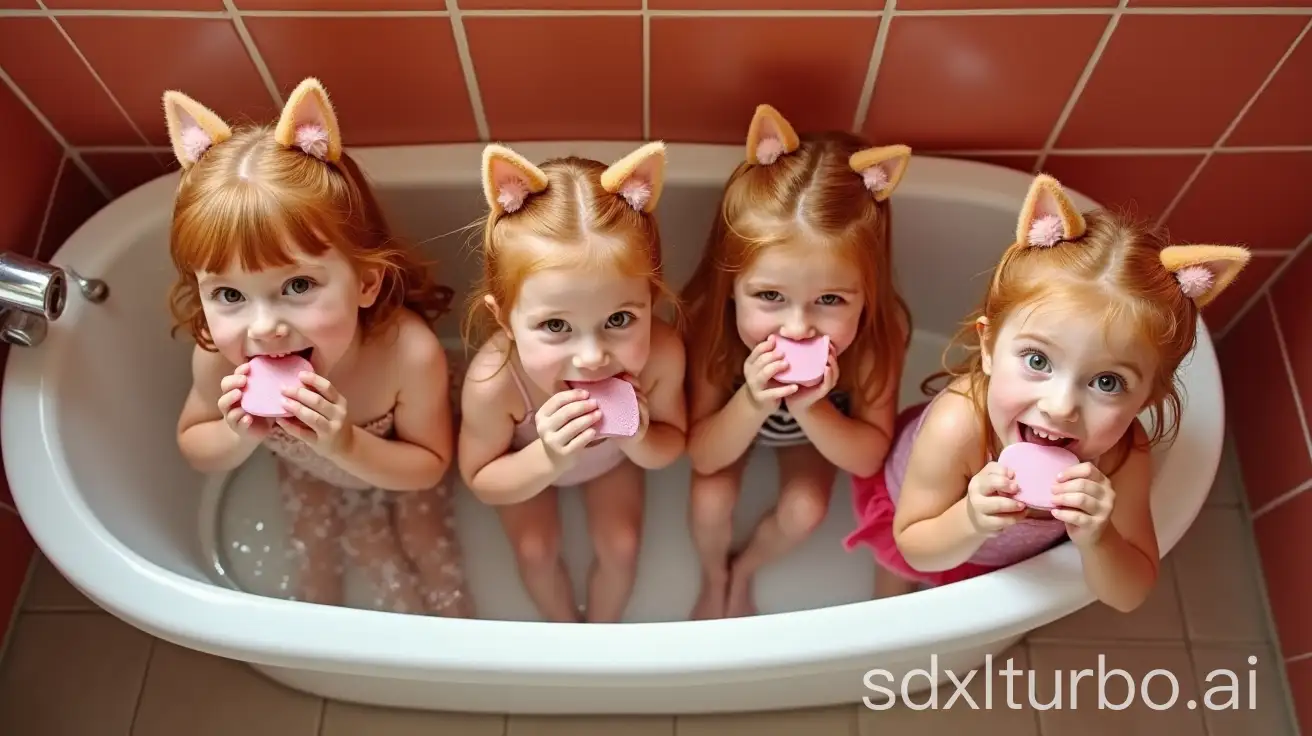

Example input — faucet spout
[0,252,108,348]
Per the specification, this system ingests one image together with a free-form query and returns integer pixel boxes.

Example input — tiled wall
[0,0,1310,713]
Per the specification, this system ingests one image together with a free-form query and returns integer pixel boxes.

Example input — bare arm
[891,392,994,571]
[620,321,688,469]
[176,347,263,473]
[685,369,770,476]
[1076,426,1160,612]
[793,347,903,477]
[456,345,559,505]
[329,319,453,491]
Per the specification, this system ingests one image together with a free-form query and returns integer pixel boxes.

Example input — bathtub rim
[2,143,1223,680]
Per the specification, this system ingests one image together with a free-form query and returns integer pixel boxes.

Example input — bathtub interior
[16,147,1203,627]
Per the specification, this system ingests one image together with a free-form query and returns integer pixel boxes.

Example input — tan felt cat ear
[274,77,343,163]
[849,145,911,202]
[482,144,548,215]
[162,90,232,170]
[1016,174,1087,248]
[1160,245,1251,308]
[600,141,666,213]
[745,104,799,165]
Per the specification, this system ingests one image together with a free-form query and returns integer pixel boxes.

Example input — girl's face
[503,263,654,395]
[982,302,1159,462]
[196,244,380,376]
[732,243,864,353]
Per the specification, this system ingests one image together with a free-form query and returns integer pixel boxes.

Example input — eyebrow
[744,281,859,295]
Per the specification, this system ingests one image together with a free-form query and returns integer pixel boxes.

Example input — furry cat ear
[849,145,911,203]
[273,77,343,163]
[745,104,800,166]
[1160,245,1251,308]
[162,90,232,170]
[482,144,548,215]
[1016,174,1087,248]
[600,141,666,213]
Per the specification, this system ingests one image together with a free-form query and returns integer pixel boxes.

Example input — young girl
[168,78,472,618]
[457,142,687,624]
[682,104,913,619]
[844,173,1250,611]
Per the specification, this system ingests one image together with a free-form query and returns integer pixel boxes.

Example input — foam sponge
[569,376,640,438]
[997,442,1079,510]
[773,335,830,387]
[241,354,313,418]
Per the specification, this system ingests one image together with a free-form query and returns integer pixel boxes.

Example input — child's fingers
[561,427,599,454]
[218,388,243,411]
[555,409,601,442]
[540,390,589,418]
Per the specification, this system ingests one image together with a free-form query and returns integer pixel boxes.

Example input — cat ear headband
[1016,174,1250,308]
[163,77,343,170]
[744,103,911,203]
[481,141,667,216]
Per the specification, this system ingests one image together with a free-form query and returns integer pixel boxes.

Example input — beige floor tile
[510,713,672,736]
[1028,642,1208,735]
[1031,557,1185,642]
[323,701,506,736]
[131,642,322,736]
[0,612,153,736]
[22,554,99,611]
[857,643,1039,735]
[677,704,855,736]
[1206,439,1244,508]
[1173,507,1270,643]
[1190,643,1296,735]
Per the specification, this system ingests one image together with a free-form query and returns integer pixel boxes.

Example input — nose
[572,336,608,371]
[1038,383,1078,423]
[248,304,287,340]
[776,308,815,341]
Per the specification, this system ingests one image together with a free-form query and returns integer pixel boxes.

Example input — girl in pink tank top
[457,143,687,624]
[846,173,1251,614]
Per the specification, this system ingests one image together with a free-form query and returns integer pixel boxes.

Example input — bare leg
[580,459,645,623]
[874,564,920,599]
[497,488,579,623]
[394,481,474,618]
[279,462,346,606]
[726,443,836,618]
[686,455,748,620]
[341,489,425,614]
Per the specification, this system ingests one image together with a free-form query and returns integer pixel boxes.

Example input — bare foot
[724,569,757,618]
[691,573,729,620]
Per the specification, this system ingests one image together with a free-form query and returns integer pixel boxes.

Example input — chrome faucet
[0,252,108,347]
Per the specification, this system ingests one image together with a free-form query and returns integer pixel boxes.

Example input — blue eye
[1024,352,1049,372]
[1093,374,1124,393]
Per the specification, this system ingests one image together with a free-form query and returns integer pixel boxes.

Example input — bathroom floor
[0,442,1298,736]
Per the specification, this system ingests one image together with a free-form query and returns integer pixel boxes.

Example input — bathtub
[2,143,1224,715]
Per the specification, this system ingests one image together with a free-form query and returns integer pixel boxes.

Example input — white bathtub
[1,143,1224,715]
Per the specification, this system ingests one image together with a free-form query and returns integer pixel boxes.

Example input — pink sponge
[773,335,830,386]
[569,376,640,438]
[997,442,1079,510]
[241,354,313,418]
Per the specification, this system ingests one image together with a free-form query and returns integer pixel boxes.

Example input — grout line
[0,501,16,515]
[64,144,1312,156]
[0,63,112,199]
[223,0,283,109]
[0,8,224,17]
[642,0,650,141]
[1216,231,1312,341]
[241,9,449,17]
[1266,295,1312,475]
[32,155,67,260]
[314,697,327,735]
[76,145,171,153]
[37,1,156,148]
[2,6,1312,18]
[1287,651,1312,664]
[0,549,39,669]
[126,637,158,733]
[1156,17,1312,230]
[1034,0,1126,173]
[851,0,894,134]
[446,0,490,142]
[1252,477,1312,520]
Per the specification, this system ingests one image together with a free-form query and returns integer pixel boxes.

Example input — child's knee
[778,485,829,538]
[511,527,559,570]
[594,519,641,570]
[689,475,738,528]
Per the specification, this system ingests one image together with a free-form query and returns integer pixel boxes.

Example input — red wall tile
[1254,490,1312,658]
[1042,154,1202,224]
[1286,657,1312,736]
[38,161,108,262]
[1165,152,1312,253]
[1206,253,1281,335]
[0,510,35,642]
[1226,32,1312,147]
[0,83,63,256]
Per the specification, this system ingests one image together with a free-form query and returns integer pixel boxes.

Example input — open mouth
[250,347,313,362]
[1019,422,1075,448]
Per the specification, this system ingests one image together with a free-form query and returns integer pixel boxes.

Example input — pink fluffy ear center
[619,178,651,210]
[1175,264,1215,299]
[756,137,785,165]
[861,165,890,193]
[181,125,213,163]
[496,178,529,213]
[1027,214,1065,247]
[295,124,329,160]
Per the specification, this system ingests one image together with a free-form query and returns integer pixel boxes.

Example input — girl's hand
[743,336,797,411]
[784,341,839,414]
[217,363,272,440]
[278,372,353,458]
[1050,462,1115,547]
[616,372,649,447]
[535,389,601,471]
[966,461,1027,535]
